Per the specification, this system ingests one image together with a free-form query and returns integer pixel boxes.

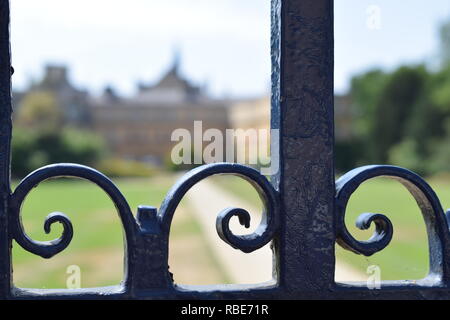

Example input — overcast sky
[9,0,450,98]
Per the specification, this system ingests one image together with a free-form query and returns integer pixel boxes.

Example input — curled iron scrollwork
[9,162,279,261]
[9,163,138,259]
[335,165,449,274]
[158,163,280,253]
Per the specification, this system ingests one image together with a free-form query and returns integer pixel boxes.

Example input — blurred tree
[349,63,449,175]
[372,66,428,163]
[12,128,107,178]
[430,64,450,114]
[15,90,62,131]
[343,19,450,175]
[11,129,41,177]
[427,118,450,174]
[405,64,450,159]
[349,69,389,162]
[388,139,426,174]
[440,19,450,66]
[12,90,107,178]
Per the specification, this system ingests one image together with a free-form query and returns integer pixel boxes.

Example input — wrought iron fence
[0,0,449,300]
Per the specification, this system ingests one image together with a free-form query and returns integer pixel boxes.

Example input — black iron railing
[0,0,449,300]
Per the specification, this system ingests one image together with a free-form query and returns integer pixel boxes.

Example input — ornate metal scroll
[336,165,450,282]
[9,164,138,259]
[7,162,280,298]
[158,163,280,254]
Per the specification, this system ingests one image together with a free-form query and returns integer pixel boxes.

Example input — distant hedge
[11,127,107,178]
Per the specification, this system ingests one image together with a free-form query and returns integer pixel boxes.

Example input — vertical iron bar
[0,0,12,299]
[272,0,335,295]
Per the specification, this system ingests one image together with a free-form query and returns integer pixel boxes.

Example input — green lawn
[12,174,228,288]
[13,170,450,288]
[213,174,450,281]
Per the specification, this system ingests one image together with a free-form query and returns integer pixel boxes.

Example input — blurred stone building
[13,58,354,166]
[13,65,91,128]
[90,57,229,164]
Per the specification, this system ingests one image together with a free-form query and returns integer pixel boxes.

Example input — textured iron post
[272,0,335,296]
[0,0,12,299]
